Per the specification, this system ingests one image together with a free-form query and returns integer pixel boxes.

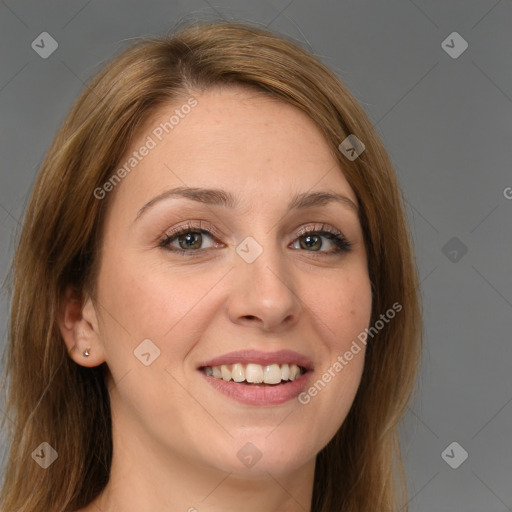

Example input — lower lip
[199,370,313,406]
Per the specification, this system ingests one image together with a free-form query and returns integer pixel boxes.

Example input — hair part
[1,19,421,512]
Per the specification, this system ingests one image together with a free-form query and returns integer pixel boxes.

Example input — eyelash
[159,220,352,258]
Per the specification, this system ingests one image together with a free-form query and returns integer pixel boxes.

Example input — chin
[202,434,317,478]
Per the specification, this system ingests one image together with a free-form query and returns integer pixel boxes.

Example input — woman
[0,19,422,512]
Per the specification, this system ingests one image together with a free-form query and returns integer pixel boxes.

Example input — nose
[226,239,302,332]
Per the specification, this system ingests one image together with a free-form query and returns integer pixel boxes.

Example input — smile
[201,362,306,385]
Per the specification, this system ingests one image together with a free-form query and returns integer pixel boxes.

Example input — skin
[60,85,373,512]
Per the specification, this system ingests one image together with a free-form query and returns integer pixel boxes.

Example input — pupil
[180,232,201,249]
[303,234,320,251]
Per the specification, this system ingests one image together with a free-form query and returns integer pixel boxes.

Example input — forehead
[110,86,358,215]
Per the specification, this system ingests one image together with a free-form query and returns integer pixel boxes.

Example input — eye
[291,224,352,255]
[159,221,222,256]
[159,221,352,256]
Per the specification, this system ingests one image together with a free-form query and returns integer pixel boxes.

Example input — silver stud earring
[83,348,90,357]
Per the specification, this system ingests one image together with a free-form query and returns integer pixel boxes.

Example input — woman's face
[89,86,372,479]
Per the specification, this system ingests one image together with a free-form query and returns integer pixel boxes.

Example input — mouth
[196,349,314,404]
[199,362,309,386]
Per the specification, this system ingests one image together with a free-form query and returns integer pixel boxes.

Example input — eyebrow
[135,186,358,221]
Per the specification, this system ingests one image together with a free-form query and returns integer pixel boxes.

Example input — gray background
[0,1,511,510]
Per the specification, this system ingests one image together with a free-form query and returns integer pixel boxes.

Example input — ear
[59,285,106,367]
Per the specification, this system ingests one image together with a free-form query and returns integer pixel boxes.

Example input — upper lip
[198,349,314,371]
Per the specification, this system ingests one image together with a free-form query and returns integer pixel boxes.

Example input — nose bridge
[228,230,300,329]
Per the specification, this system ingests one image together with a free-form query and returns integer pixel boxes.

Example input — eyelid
[161,220,223,240]
[159,220,352,257]
[161,221,346,243]
[295,222,343,238]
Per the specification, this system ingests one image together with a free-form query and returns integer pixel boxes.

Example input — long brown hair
[0,19,422,512]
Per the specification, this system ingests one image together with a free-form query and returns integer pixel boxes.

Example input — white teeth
[245,363,264,383]
[264,364,282,384]
[289,364,300,380]
[203,362,304,384]
[281,363,290,381]
[231,363,245,383]
[221,365,231,382]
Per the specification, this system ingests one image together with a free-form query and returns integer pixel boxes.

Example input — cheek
[309,270,373,347]
[298,270,372,420]
[95,254,225,362]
